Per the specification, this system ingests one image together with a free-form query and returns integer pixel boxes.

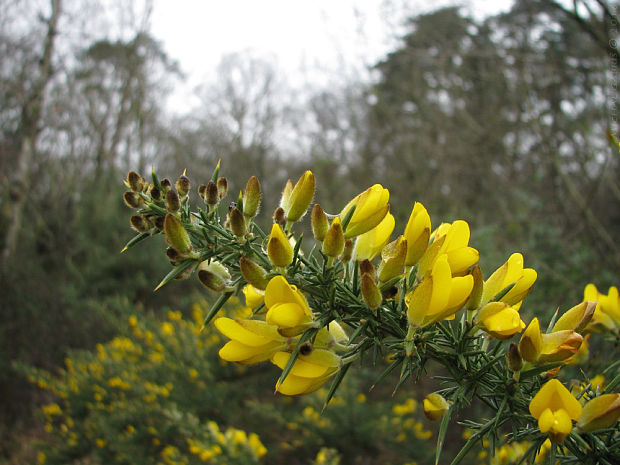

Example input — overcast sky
[150,0,513,111]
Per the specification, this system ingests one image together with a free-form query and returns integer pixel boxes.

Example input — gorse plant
[120,160,620,464]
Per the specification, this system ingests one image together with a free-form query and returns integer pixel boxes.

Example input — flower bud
[205,181,219,206]
[361,273,382,310]
[160,178,172,191]
[311,204,329,242]
[217,177,228,199]
[153,216,165,231]
[175,175,190,197]
[377,236,407,283]
[322,217,345,258]
[272,207,286,225]
[165,189,181,212]
[149,185,162,201]
[163,213,192,255]
[507,342,523,372]
[466,265,484,311]
[267,223,293,267]
[198,260,231,292]
[279,179,294,213]
[198,183,207,200]
[359,259,376,276]
[340,239,354,262]
[243,176,261,218]
[577,393,620,432]
[130,215,149,233]
[126,171,145,192]
[240,256,269,290]
[284,170,315,222]
[166,247,181,263]
[123,191,143,209]
[229,208,246,237]
[552,301,596,333]
[423,393,450,421]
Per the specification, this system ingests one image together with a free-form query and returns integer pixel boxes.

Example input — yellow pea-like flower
[584,284,620,332]
[423,393,450,421]
[271,349,341,396]
[377,236,407,283]
[577,393,620,432]
[476,302,525,340]
[264,275,313,334]
[340,184,390,238]
[519,316,583,364]
[403,202,431,267]
[214,317,287,365]
[283,171,315,222]
[406,255,474,328]
[417,220,479,278]
[354,213,395,262]
[267,223,293,267]
[552,301,596,332]
[529,379,582,443]
[481,253,537,309]
[242,284,265,309]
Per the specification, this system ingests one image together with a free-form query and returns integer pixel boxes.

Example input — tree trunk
[2,0,62,265]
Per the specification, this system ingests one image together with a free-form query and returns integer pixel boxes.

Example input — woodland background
[1,0,619,463]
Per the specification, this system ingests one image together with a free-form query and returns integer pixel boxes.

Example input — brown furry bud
[123,191,143,209]
[361,273,382,310]
[273,207,286,225]
[229,208,246,237]
[198,184,207,200]
[153,216,165,231]
[340,239,354,262]
[206,181,219,206]
[359,259,376,276]
[130,215,149,233]
[217,177,228,199]
[149,185,162,201]
[126,171,145,192]
[165,190,181,212]
[160,178,172,191]
[175,175,190,197]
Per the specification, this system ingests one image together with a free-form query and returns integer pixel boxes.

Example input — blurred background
[1,0,618,464]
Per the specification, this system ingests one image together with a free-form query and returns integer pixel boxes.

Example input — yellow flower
[403,202,431,266]
[584,284,620,332]
[519,317,583,364]
[529,379,582,443]
[214,317,287,364]
[282,170,315,222]
[242,284,265,309]
[406,255,474,328]
[354,213,395,261]
[271,349,341,395]
[552,301,596,332]
[476,302,525,340]
[267,223,293,267]
[339,184,390,238]
[417,220,479,278]
[160,322,174,336]
[481,253,537,309]
[577,393,620,432]
[377,236,407,283]
[264,276,313,334]
[423,393,450,421]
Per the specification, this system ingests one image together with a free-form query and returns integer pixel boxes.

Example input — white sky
[151,0,514,112]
